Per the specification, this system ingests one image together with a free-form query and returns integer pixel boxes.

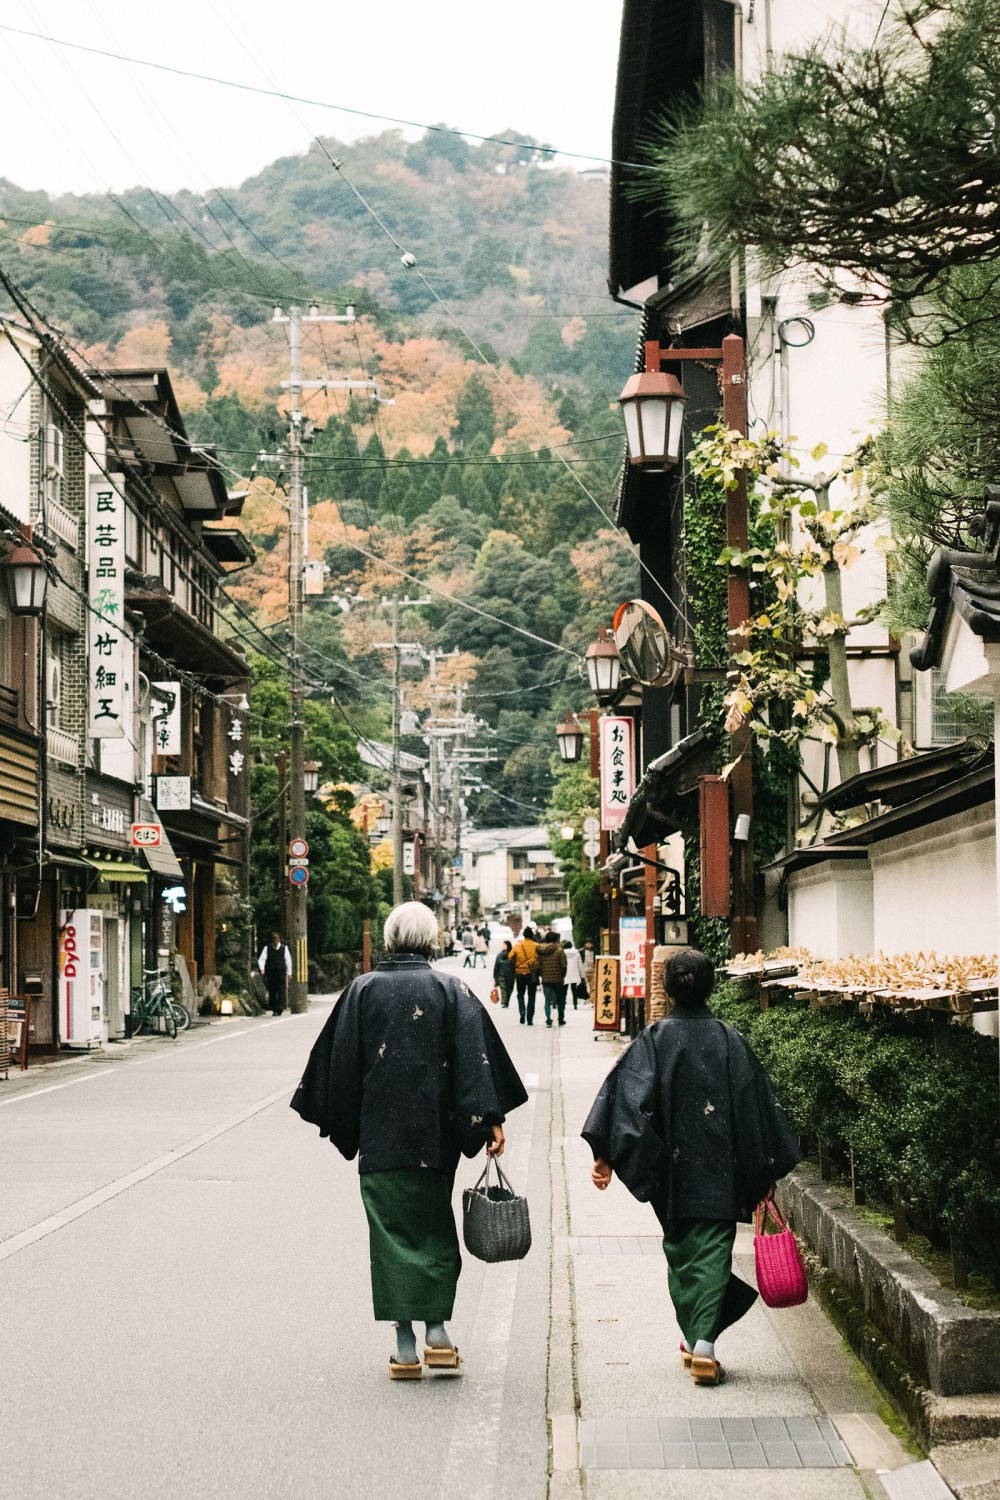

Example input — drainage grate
[569,1236,663,1256]
[578,1416,851,1470]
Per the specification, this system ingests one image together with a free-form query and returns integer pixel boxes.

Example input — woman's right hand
[591,1158,612,1191]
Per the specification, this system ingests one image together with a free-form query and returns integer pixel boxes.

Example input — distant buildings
[461,826,564,924]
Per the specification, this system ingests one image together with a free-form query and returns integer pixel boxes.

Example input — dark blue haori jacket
[291,956,528,1173]
[582,1004,800,1222]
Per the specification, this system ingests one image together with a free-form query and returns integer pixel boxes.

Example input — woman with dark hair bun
[581,947,799,1387]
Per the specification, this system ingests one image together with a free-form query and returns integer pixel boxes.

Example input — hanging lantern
[6,535,48,616]
[556,716,584,763]
[302,760,321,794]
[375,807,392,836]
[585,624,622,702]
[617,341,687,470]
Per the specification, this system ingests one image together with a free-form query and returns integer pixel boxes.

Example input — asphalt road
[0,960,552,1500]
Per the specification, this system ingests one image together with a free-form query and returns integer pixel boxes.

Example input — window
[46,652,61,728]
[44,424,64,508]
[125,505,140,566]
[914,667,992,747]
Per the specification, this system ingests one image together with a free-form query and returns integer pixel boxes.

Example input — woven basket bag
[754,1198,808,1308]
[462,1156,532,1263]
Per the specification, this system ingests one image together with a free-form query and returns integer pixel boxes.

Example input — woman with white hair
[291,901,527,1379]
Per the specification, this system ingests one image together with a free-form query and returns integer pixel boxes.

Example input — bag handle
[470,1151,517,1197]
[755,1196,788,1236]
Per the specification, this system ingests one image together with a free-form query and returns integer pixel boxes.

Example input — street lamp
[556,716,585,763]
[585,624,621,702]
[617,341,687,471]
[302,760,321,794]
[375,808,392,837]
[5,533,48,616]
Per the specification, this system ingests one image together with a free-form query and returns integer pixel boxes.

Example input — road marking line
[0,1082,294,1264]
[436,1088,537,1500]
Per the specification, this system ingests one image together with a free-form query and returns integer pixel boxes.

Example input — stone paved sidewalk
[547,1013,938,1500]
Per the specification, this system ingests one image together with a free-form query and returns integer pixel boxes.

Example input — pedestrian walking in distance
[564,940,587,1010]
[582,948,800,1387]
[460,924,475,968]
[473,929,488,968]
[493,940,515,1007]
[509,926,540,1025]
[258,931,292,1016]
[290,901,527,1379]
[535,929,568,1027]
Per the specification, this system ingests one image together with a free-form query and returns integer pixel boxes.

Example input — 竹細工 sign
[599,715,634,831]
[88,476,128,738]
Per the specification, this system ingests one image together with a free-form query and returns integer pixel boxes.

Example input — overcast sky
[0,0,621,197]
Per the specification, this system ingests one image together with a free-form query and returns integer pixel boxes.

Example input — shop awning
[613,726,712,854]
[83,858,148,885]
[137,797,185,881]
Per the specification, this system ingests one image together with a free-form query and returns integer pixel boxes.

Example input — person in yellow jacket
[509,927,540,1026]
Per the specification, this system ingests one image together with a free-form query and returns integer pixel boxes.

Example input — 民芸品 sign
[88,476,128,738]
[599,715,634,831]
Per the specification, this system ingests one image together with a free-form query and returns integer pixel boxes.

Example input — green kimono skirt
[659,1218,758,1346]
[359,1166,462,1323]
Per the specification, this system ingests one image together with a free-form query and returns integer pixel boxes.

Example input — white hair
[383,901,439,957]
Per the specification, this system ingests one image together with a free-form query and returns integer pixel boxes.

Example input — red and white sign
[289,837,309,859]
[619,917,646,998]
[131,823,162,848]
[599,715,635,831]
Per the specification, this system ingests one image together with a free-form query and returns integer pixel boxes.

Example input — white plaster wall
[788,859,874,957]
[477,849,510,911]
[869,804,997,956]
[0,332,35,524]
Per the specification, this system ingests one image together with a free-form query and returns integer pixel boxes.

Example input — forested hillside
[0,129,640,825]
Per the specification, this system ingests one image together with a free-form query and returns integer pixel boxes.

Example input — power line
[315,153,693,633]
[0,22,653,173]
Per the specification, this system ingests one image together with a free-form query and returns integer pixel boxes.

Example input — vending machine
[58,909,104,1048]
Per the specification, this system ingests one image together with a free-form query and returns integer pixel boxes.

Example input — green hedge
[711,983,1000,1285]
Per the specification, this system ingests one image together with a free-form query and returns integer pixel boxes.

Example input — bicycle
[130,969,188,1039]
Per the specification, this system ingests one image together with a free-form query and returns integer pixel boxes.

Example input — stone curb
[779,1165,1000,1399]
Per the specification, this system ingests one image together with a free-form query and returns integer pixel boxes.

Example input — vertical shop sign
[151,682,181,755]
[593,955,620,1031]
[619,916,647,998]
[88,475,127,738]
[599,715,634,831]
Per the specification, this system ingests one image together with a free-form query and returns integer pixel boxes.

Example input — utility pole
[389,596,404,905]
[374,595,432,907]
[271,302,371,1011]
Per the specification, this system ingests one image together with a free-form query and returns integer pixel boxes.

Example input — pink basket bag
[754,1198,808,1308]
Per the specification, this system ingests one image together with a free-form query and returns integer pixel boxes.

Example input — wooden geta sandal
[424,1345,463,1374]
[690,1355,724,1385]
[389,1356,423,1380]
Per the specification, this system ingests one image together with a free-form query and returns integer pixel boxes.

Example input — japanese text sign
[88,475,127,738]
[156,776,191,812]
[619,917,646,998]
[599,715,634,831]
[593,955,620,1031]
[151,682,181,756]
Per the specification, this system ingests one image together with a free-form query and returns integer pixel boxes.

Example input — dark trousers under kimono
[360,1166,461,1322]
[515,973,537,1023]
[653,1210,757,1347]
